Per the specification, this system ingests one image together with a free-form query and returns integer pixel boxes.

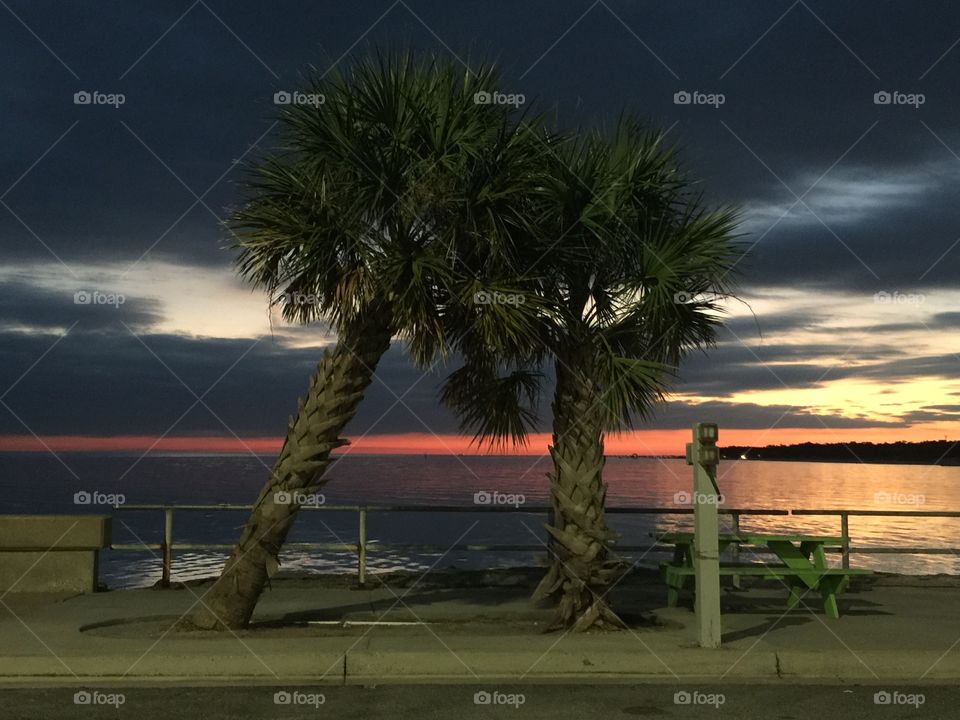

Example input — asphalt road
[0,684,952,719]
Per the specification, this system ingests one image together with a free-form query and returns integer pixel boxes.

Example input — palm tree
[187,52,542,630]
[443,120,742,630]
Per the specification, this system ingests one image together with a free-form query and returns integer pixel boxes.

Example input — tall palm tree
[443,120,742,630]
[187,52,543,630]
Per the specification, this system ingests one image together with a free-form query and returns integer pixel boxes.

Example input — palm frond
[589,333,672,431]
[440,362,544,447]
[228,51,540,363]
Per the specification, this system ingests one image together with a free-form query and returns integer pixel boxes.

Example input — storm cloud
[2,1,960,442]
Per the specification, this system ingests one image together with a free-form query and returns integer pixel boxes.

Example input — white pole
[687,422,722,648]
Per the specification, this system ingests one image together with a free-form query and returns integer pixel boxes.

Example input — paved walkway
[1,569,958,684]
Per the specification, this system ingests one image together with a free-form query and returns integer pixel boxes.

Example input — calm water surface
[1,453,958,587]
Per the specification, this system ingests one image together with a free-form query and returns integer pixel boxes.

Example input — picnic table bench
[658,532,872,618]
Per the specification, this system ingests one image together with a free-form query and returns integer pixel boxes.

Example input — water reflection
[0,453,956,587]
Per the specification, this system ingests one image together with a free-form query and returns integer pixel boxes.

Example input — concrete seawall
[0,515,111,594]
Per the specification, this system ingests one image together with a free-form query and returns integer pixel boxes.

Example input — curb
[2,648,957,684]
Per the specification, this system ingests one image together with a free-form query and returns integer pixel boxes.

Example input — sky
[1,0,959,456]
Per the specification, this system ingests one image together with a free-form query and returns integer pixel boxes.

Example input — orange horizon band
[0,426,952,455]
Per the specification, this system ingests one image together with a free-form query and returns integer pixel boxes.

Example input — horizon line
[0,426,951,455]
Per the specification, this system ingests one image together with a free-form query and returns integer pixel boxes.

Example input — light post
[686,422,722,648]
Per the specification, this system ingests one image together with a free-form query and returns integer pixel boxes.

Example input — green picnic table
[658,532,872,618]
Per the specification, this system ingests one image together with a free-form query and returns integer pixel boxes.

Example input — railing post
[730,511,741,589]
[841,512,850,569]
[358,507,367,587]
[161,508,173,587]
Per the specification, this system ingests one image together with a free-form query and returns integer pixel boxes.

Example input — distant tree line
[720,440,960,466]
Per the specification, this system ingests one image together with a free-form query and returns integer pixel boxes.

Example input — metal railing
[792,509,960,568]
[110,504,960,586]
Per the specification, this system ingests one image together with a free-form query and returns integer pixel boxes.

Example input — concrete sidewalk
[1,569,959,685]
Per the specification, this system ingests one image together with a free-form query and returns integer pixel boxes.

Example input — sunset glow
[1,426,954,456]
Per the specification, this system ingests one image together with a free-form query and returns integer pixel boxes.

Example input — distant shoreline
[0,446,960,467]
[720,455,960,467]
[719,440,960,467]
[605,454,960,466]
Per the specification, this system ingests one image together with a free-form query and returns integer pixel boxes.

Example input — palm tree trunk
[533,348,625,631]
[183,304,393,630]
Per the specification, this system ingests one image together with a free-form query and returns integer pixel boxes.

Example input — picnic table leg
[798,542,846,617]
[769,540,822,612]
[808,541,849,606]
[814,542,850,592]
[832,543,851,594]
[730,514,741,589]
[800,541,820,564]
[665,566,691,608]
[664,543,692,607]
[820,575,843,619]
[666,568,680,607]
[787,578,803,609]
[679,543,694,599]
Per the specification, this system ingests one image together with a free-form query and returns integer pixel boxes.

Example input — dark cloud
[670,333,957,405]
[931,312,960,328]
[736,181,960,292]
[0,321,926,440]
[724,310,960,343]
[722,310,819,339]
[3,1,960,439]
[852,353,960,381]
[899,409,960,424]
[2,0,960,284]
[643,399,906,431]
[672,338,907,395]
[0,318,955,439]
[0,318,461,437]
[0,279,162,332]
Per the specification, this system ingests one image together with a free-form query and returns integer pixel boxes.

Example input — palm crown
[230,52,540,365]
[443,118,742,442]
